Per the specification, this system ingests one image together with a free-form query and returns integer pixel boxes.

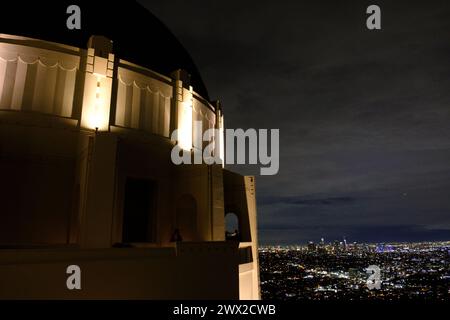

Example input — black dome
[0,0,209,99]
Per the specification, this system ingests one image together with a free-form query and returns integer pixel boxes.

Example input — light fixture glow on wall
[178,91,193,151]
[219,114,225,167]
[87,77,106,131]
[85,75,109,131]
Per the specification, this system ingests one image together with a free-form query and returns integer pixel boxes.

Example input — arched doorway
[175,195,197,241]
[225,212,240,241]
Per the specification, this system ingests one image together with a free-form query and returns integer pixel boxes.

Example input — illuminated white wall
[177,85,193,151]
[0,40,79,116]
[115,64,172,137]
[192,97,216,154]
[219,114,225,166]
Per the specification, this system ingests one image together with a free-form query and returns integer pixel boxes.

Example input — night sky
[141,0,450,244]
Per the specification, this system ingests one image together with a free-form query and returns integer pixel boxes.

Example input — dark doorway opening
[122,178,156,243]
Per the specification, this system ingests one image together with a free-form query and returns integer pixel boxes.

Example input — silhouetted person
[170,228,183,242]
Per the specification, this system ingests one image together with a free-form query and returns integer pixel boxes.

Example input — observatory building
[0,1,260,299]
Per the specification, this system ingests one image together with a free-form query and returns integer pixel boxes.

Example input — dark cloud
[261,196,356,206]
[140,0,450,244]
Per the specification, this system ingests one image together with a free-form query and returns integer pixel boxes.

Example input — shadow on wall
[175,194,197,241]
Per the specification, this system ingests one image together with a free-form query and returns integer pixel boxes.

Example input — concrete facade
[0,34,260,299]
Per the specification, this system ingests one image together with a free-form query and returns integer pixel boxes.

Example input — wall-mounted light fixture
[80,36,114,132]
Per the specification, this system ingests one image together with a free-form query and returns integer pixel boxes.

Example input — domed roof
[0,0,209,99]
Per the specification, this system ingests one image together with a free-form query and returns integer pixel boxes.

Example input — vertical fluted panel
[33,61,57,113]
[0,53,78,117]
[116,68,174,137]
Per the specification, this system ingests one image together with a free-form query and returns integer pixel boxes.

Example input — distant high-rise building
[307,241,317,253]
[333,240,341,253]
